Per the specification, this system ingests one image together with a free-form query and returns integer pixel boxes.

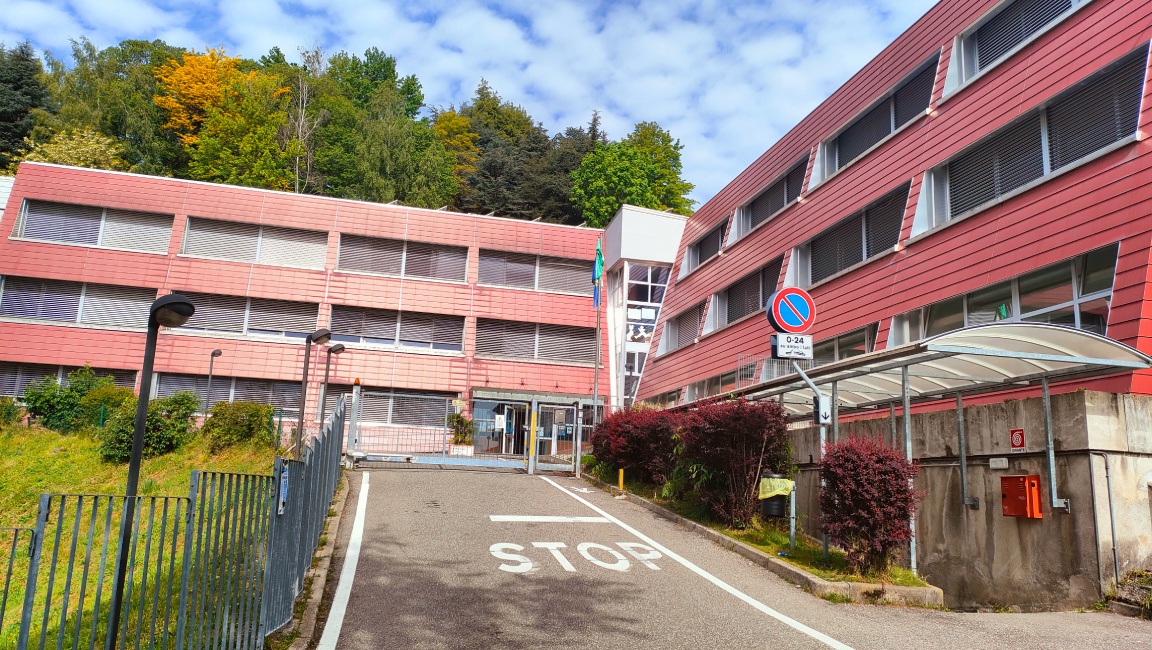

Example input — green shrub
[98,390,201,463]
[78,384,136,428]
[202,401,274,452]
[23,365,115,432]
[0,396,24,425]
[448,413,474,445]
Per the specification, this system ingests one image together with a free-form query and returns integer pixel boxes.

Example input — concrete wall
[789,390,1152,610]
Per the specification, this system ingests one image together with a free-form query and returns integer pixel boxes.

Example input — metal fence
[0,398,346,650]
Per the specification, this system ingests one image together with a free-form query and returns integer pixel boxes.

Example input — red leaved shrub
[589,406,679,485]
[677,398,790,528]
[820,436,918,574]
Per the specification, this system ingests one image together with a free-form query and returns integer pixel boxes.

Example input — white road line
[540,476,854,650]
[489,515,610,523]
[317,471,370,650]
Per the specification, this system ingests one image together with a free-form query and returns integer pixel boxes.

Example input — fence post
[348,384,361,454]
[174,471,199,649]
[16,494,50,649]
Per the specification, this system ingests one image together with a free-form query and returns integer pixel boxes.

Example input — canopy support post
[902,366,917,576]
[1042,377,1070,511]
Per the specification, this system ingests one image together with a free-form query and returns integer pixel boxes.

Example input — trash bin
[760,472,788,518]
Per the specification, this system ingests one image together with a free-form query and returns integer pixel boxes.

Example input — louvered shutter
[179,292,246,332]
[674,304,702,349]
[749,180,786,229]
[405,242,467,281]
[80,284,155,327]
[786,156,809,202]
[0,276,81,321]
[894,58,936,127]
[247,298,317,335]
[811,216,864,283]
[479,250,536,287]
[398,312,434,346]
[864,184,909,257]
[836,100,892,168]
[95,368,137,389]
[0,362,60,396]
[338,235,404,275]
[725,272,762,324]
[694,222,725,264]
[538,324,596,363]
[20,201,101,244]
[101,209,173,253]
[358,392,392,423]
[761,258,783,301]
[948,113,1043,217]
[974,0,1070,72]
[391,394,446,427]
[539,257,592,295]
[330,306,365,338]
[331,305,399,343]
[322,384,353,418]
[157,373,230,407]
[475,318,536,358]
[258,226,328,269]
[432,315,464,350]
[1046,47,1145,171]
[183,218,259,262]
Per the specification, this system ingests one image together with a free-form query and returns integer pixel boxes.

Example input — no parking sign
[767,288,816,360]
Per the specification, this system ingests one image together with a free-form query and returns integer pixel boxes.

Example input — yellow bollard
[619,468,624,492]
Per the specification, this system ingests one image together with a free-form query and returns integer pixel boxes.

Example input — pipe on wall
[956,394,979,510]
[1089,451,1121,588]
[1041,377,1070,510]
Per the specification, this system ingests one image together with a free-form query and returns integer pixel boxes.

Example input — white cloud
[6,0,939,206]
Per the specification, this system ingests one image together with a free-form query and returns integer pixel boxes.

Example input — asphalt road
[321,467,1150,650]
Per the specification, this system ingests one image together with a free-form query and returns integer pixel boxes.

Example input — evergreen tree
[0,42,50,169]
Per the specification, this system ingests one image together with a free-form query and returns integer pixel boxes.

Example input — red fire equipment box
[1001,475,1043,519]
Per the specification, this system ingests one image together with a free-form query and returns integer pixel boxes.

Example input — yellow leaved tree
[153,49,244,146]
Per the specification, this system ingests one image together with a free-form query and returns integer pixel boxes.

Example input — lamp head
[309,328,332,345]
[211,349,222,358]
[328,343,346,355]
[151,293,195,328]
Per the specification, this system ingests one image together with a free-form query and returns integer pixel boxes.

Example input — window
[800,183,909,285]
[13,200,174,253]
[950,0,1084,90]
[1,363,135,397]
[712,258,784,329]
[475,318,597,364]
[625,264,671,344]
[682,219,728,275]
[477,251,594,295]
[322,386,453,425]
[177,291,318,338]
[337,234,468,282]
[398,312,465,351]
[661,302,704,353]
[0,276,155,328]
[183,218,327,269]
[155,373,233,411]
[889,244,1117,344]
[812,325,878,366]
[732,155,810,240]
[812,54,938,184]
[478,250,536,288]
[404,241,468,281]
[623,351,647,406]
[917,46,1146,233]
[162,374,303,416]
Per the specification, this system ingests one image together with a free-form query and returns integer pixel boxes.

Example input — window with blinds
[539,257,593,295]
[747,155,809,232]
[478,250,536,288]
[338,235,404,275]
[967,0,1074,78]
[78,284,155,327]
[808,183,909,284]
[477,251,593,294]
[405,241,468,281]
[919,45,1146,232]
[0,276,156,328]
[475,318,595,364]
[15,200,174,253]
[537,323,596,363]
[233,378,302,415]
[1,363,135,396]
[175,291,317,337]
[178,292,248,332]
[476,318,537,359]
[183,218,326,269]
[330,305,399,344]
[723,257,784,325]
[668,303,703,351]
[156,373,232,410]
[398,313,465,351]
[685,220,727,274]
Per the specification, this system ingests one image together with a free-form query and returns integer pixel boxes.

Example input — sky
[0,0,939,207]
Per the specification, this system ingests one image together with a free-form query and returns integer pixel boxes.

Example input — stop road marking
[490,541,663,573]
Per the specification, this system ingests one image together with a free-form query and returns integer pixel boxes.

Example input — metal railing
[0,397,346,650]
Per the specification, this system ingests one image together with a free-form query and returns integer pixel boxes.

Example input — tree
[326,47,423,117]
[153,49,244,146]
[432,108,480,200]
[569,141,661,227]
[519,112,605,224]
[0,42,50,169]
[624,121,695,216]
[9,127,128,171]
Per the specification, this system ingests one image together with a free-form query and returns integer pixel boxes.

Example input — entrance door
[498,404,529,456]
[537,404,577,458]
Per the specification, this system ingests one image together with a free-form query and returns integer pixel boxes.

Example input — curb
[287,471,350,650]
[582,475,945,608]
[1109,600,1151,619]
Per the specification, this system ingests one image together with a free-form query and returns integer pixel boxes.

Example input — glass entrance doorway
[537,404,578,457]
[473,401,530,457]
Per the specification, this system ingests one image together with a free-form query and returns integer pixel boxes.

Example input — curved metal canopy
[726,323,1152,418]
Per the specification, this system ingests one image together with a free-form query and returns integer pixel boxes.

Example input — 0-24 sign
[772,333,813,360]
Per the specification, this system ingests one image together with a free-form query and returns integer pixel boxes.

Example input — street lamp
[204,349,222,415]
[316,343,346,422]
[296,328,331,458]
[105,293,194,650]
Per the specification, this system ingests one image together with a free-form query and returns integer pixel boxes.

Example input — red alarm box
[1001,475,1043,518]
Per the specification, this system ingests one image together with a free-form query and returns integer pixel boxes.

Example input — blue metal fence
[0,397,346,650]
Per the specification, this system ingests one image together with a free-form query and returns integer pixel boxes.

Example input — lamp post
[204,349,222,415]
[105,293,194,650]
[297,328,331,459]
[316,343,346,422]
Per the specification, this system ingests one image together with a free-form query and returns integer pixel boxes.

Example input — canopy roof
[720,323,1152,419]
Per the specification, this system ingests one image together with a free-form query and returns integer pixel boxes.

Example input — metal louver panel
[398,312,434,346]
[179,292,246,332]
[331,305,398,342]
[894,57,937,127]
[537,324,596,363]
[432,315,464,349]
[247,298,317,334]
[674,304,703,349]
[20,201,101,244]
[975,0,1071,72]
[0,276,81,321]
[338,235,404,275]
[101,209,173,253]
[405,242,467,281]
[1046,47,1145,171]
[948,113,1043,217]
[811,215,864,284]
[539,257,592,295]
[694,222,725,264]
[749,180,786,230]
[258,226,328,269]
[725,272,762,324]
[0,362,60,396]
[786,156,809,202]
[157,373,231,407]
[478,250,537,287]
[183,218,259,262]
[864,184,909,257]
[836,100,892,168]
[761,258,783,300]
[475,318,536,358]
[391,394,447,427]
[80,284,155,327]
